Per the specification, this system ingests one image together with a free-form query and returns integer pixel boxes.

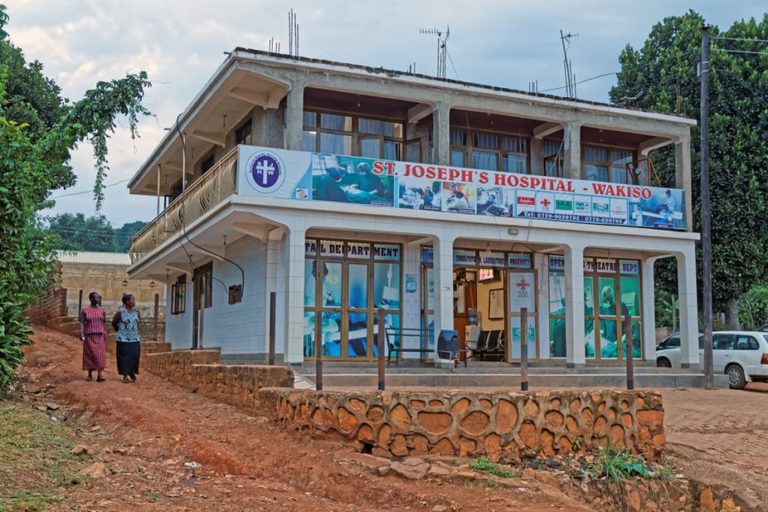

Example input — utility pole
[700,25,714,390]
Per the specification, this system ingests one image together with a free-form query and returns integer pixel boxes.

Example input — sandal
[86,375,93,382]
[121,376,129,384]
[97,376,106,382]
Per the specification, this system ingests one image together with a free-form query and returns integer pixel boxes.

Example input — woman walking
[80,292,106,382]
[113,294,141,383]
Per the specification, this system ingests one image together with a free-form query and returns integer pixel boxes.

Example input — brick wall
[261,389,666,462]
[28,286,68,326]
[143,350,293,413]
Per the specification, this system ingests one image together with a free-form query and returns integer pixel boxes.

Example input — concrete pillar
[264,228,284,357]
[675,137,693,232]
[677,246,699,368]
[642,257,658,361]
[564,121,582,180]
[564,243,586,367]
[529,138,545,175]
[431,233,455,355]
[535,253,550,359]
[433,101,451,165]
[283,224,306,363]
[284,80,306,151]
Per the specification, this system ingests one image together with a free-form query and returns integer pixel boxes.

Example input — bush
[0,285,32,394]
[738,284,768,331]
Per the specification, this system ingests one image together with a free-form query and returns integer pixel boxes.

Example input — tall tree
[610,11,768,327]
[113,220,147,252]
[47,213,115,252]
[0,5,151,392]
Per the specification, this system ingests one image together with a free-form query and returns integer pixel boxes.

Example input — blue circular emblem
[246,152,285,193]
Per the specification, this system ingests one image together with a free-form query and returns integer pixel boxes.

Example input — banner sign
[239,146,687,230]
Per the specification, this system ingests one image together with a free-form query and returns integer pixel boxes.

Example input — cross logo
[245,151,284,193]
[517,278,530,291]
[540,198,551,208]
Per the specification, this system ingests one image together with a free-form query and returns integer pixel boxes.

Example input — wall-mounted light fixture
[508,228,519,236]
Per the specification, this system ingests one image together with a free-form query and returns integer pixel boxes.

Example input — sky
[4,0,766,226]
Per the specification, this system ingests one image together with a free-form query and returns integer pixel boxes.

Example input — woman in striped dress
[113,294,141,383]
[79,291,107,382]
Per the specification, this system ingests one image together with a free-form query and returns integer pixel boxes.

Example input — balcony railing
[130,146,238,264]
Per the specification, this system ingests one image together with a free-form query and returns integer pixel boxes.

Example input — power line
[537,72,617,93]
[713,35,768,44]
[50,178,130,199]
[712,47,768,56]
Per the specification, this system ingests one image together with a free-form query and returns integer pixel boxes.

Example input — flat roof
[57,251,131,266]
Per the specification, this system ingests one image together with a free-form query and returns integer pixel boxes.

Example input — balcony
[130,146,238,263]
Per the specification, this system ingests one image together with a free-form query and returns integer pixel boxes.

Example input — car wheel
[657,357,672,368]
[726,364,747,390]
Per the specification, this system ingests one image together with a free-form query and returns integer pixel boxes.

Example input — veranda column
[432,101,451,165]
[677,246,700,368]
[563,121,582,180]
[564,242,586,367]
[264,228,285,358]
[284,79,306,151]
[675,136,694,233]
[642,257,658,361]
[431,233,456,355]
[283,224,306,364]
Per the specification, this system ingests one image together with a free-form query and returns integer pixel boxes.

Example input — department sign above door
[239,146,687,231]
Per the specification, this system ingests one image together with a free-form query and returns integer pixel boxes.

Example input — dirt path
[663,384,768,509]
[18,327,589,512]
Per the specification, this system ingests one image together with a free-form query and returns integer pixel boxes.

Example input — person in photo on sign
[314,166,347,202]
[352,161,387,200]
[80,291,107,382]
[113,294,141,383]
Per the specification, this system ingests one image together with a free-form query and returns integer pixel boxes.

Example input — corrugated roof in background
[56,251,131,266]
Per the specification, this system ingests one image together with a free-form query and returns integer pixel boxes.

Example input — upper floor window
[583,145,635,184]
[544,140,564,178]
[450,128,529,173]
[302,111,403,159]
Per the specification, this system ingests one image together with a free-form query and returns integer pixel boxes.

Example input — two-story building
[127,48,700,368]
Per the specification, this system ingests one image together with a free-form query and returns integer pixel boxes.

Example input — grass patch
[588,448,650,484]
[468,457,518,479]
[0,400,83,511]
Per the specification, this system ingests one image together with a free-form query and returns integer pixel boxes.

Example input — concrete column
[264,228,284,357]
[284,79,306,151]
[563,121,582,180]
[564,243,586,367]
[535,253,550,359]
[677,246,699,368]
[642,257,658,361]
[675,137,693,232]
[431,233,455,355]
[283,225,306,363]
[433,101,451,165]
[529,138,545,175]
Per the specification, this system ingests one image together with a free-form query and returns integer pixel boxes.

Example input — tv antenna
[288,9,299,57]
[560,29,578,98]
[420,26,450,78]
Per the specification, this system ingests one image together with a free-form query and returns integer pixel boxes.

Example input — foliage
[610,12,768,322]
[45,213,145,253]
[0,5,150,392]
[468,457,517,478]
[588,448,650,484]
[738,283,768,330]
[0,401,85,510]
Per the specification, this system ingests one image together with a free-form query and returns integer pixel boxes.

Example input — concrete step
[307,371,730,389]
[295,364,673,376]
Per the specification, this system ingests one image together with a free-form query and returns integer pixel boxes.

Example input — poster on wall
[239,146,688,231]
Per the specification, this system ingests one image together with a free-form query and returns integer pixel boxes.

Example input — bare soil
[16,326,590,511]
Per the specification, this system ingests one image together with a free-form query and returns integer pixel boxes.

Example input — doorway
[192,263,212,349]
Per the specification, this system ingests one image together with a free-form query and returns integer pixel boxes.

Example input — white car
[656,331,768,389]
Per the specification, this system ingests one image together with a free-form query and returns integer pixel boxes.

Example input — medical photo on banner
[311,154,395,206]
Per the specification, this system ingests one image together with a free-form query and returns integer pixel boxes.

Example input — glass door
[508,270,538,360]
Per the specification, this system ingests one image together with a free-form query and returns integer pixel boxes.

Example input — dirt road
[17,327,589,511]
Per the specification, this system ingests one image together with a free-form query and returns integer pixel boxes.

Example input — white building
[127,49,700,368]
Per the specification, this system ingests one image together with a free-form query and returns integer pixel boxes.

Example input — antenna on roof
[560,30,579,98]
[420,26,450,79]
[288,9,299,57]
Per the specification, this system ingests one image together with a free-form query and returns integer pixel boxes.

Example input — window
[713,334,734,350]
[193,263,213,310]
[302,111,402,159]
[544,140,564,178]
[735,336,759,350]
[235,119,252,146]
[171,275,186,314]
[450,128,528,173]
[583,145,636,184]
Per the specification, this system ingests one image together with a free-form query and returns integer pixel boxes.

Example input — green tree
[0,5,151,392]
[113,220,147,252]
[610,11,768,328]
[47,213,115,252]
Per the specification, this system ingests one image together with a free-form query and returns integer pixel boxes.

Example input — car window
[698,335,704,349]
[713,334,734,350]
[735,336,759,350]
[668,336,680,347]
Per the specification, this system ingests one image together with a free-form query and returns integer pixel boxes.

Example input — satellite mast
[560,29,578,98]
[420,26,450,78]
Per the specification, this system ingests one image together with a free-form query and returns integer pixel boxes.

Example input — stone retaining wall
[144,350,294,413]
[261,389,665,462]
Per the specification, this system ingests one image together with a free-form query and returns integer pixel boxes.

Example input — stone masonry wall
[144,350,293,413]
[261,389,665,462]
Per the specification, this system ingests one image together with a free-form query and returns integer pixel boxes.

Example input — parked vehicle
[656,331,768,389]
[655,332,703,353]
[758,324,768,333]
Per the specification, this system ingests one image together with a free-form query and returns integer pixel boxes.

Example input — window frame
[449,127,529,173]
[302,109,404,160]
[582,144,636,184]
[170,275,186,315]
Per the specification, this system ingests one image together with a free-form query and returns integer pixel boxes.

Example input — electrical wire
[713,36,768,44]
[712,47,768,56]
[537,72,617,93]
[174,113,246,296]
[50,178,130,199]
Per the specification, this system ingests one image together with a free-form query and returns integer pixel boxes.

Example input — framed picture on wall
[489,288,504,320]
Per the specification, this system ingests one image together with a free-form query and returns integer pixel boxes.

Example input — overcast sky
[4,0,766,226]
